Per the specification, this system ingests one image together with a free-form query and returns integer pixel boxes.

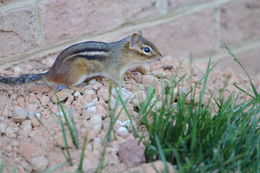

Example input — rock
[162,64,173,70]
[83,150,100,172]
[86,106,97,113]
[18,142,45,161]
[142,75,158,86]
[73,91,81,97]
[34,112,41,118]
[91,80,103,90]
[84,88,96,95]
[21,160,32,173]
[12,107,29,123]
[0,93,9,108]
[5,127,16,138]
[97,87,109,101]
[52,89,74,102]
[30,155,48,171]
[118,160,175,173]
[134,65,150,75]
[120,120,132,128]
[112,87,135,102]
[132,90,147,106]
[96,103,108,118]
[118,139,146,167]
[40,95,50,106]
[151,70,168,78]
[89,114,102,132]
[26,104,38,114]
[116,127,129,138]
[20,120,32,137]
[143,160,175,173]
[84,98,98,110]
[54,132,74,148]
[104,147,121,166]
[82,108,96,120]
[131,71,142,83]
[0,123,7,133]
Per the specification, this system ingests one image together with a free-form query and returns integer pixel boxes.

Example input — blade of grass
[155,134,170,173]
[234,85,254,99]
[56,95,79,149]
[59,116,73,166]
[115,87,140,138]
[77,136,88,172]
[68,109,79,148]
[222,42,258,97]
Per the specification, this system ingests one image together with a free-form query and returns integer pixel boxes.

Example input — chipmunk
[0,31,162,90]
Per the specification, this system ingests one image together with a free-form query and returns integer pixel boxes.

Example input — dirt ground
[0,55,259,173]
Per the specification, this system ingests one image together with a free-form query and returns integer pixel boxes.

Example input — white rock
[41,95,49,106]
[21,120,32,137]
[12,107,28,123]
[5,127,16,138]
[89,79,97,85]
[34,112,41,118]
[121,120,132,127]
[116,120,122,126]
[21,160,32,173]
[26,104,38,114]
[142,75,158,86]
[0,123,6,133]
[90,114,102,132]
[84,98,98,110]
[116,126,129,138]
[112,87,135,102]
[87,106,97,113]
[14,67,22,73]
[73,91,81,97]
[30,156,48,171]
[84,89,96,95]
[151,70,168,78]
[57,111,65,117]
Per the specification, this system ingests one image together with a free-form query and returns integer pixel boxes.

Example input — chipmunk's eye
[143,47,151,53]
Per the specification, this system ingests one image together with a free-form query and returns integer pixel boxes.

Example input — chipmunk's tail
[0,72,47,84]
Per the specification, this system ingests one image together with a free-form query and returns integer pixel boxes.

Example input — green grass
[136,50,259,172]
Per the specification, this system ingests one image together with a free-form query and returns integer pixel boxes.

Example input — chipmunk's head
[125,31,162,64]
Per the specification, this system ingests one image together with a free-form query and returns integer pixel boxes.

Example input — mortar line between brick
[197,39,260,63]
[34,0,44,46]
[0,0,235,68]
[0,0,36,12]
[116,0,235,31]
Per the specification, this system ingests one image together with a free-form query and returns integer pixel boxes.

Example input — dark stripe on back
[72,54,107,61]
[59,41,110,57]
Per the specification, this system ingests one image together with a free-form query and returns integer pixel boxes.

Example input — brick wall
[0,0,259,73]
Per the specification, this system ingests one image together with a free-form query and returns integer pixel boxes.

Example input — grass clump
[138,57,259,172]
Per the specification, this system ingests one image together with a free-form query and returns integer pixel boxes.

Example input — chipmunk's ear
[129,31,142,49]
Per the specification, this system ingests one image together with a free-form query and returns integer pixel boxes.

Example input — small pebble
[0,123,7,133]
[12,107,28,123]
[30,156,48,171]
[116,126,129,138]
[74,91,81,97]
